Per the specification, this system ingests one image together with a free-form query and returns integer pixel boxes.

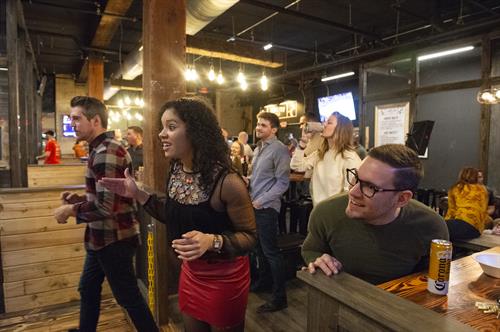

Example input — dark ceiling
[21,0,500,85]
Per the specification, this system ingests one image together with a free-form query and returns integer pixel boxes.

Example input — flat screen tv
[317,92,356,121]
[62,115,76,137]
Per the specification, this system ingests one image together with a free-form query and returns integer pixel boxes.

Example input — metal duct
[187,0,239,35]
[104,0,239,100]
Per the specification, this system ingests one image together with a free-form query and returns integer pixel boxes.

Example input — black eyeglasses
[346,168,405,198]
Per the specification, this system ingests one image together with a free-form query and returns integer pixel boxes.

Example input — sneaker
[256,301,288,313]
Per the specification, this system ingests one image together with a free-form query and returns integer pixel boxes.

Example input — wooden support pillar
[88,57,104,100]
[25,53,37,165]
[142,0,186,327]
[6,0,21,187]
[479,36,491,178]
[17,32,28,186]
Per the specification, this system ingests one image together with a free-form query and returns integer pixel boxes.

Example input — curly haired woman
[100,97,256,332]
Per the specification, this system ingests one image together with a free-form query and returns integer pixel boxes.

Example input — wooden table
[379,247,500,331]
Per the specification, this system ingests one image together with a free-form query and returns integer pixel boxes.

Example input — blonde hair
[318,112,355,160]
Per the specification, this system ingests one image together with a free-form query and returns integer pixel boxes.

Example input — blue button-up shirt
[250,136,290,212]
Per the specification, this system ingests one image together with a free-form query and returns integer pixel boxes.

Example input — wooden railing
[27,164,86,187]
[0,186,113,313]
[296,270,475,332]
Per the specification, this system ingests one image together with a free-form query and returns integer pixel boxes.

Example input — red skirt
[178,256,250,328]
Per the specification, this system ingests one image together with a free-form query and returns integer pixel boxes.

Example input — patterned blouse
[445,183,488,233]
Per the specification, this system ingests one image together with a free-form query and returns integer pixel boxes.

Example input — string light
[260,72,268,91]
[124,96,131,105]
[217,70,225,84]
[208,64,216,81]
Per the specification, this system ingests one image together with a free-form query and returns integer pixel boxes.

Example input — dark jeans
[446,219,481,242]
[79,241,158,332]
[253,208,287,304]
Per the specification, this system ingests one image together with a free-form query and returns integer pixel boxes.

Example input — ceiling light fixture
[417,46,474,62]
[477,88,500,104]
[263,43,273,51]
[321,71,355,82]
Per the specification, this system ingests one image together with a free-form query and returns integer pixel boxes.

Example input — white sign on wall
[374,102,410,147]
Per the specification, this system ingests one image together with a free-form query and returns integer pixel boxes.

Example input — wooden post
[142,0,186,327]
[88,57,104,100]
[479,36,491,178]
[17,33,28,187]
[6,0,21,187]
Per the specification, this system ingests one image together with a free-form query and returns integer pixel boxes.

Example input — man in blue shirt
[250,112,290,313]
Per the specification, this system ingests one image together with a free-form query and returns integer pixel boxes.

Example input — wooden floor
[0,278,307,332]
[245,278,307,332]
[0,298,133,332]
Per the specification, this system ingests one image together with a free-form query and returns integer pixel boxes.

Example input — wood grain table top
[378,247,500,331]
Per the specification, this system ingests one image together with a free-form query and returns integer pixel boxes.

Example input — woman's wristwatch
[212,234,223,253]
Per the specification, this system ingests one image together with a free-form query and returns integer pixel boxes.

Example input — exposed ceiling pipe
[104,0,239,100]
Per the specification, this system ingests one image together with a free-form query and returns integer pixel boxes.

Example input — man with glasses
[302,144,448,284]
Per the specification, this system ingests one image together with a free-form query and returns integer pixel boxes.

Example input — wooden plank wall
[0,187,111,313]
[27,165,86,187]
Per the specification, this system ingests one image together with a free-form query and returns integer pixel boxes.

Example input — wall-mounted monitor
[317,92,356,121]
[62,115,76,137]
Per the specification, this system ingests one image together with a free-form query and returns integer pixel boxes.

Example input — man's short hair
[70,96,108,128]
[44,130,55,137]
[127,126,143,137]
[368,144,423,191]
[257,112,280,129]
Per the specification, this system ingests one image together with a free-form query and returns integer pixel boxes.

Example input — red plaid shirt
[75,131,139,251]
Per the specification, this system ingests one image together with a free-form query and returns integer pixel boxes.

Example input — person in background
[238,131,254,164]
[302,144,449,284]
[53,96,158,332]
[72,139,88,158]
[299,112,323,157]
[230,141,245,176]
[36,130,61,164]
[291,112,361,206]
[100,97,256,332]
[250,112,290,313]
[126,126,144,172]
[445,167,489,241]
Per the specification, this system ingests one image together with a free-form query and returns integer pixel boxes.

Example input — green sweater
[302,193,449,284]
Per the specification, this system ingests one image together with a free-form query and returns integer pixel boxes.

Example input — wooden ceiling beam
[186,35,283,68]
[78,0,134,82]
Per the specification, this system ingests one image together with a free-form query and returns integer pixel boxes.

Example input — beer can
[427,239,452,295]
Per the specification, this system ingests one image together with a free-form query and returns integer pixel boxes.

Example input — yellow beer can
[427,239,452,295]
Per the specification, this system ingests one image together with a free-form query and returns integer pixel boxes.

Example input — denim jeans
[78,240,158,332]
[253,208,287,304]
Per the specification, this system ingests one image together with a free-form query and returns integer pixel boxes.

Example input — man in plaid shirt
[54,96,158,332]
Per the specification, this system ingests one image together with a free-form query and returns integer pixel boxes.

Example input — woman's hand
[98,168,139,199]
[172,231,213,261]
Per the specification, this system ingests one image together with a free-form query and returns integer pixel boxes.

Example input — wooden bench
[0,186,112,313]
[297,270,474,332]
[453,233,500,252]
[27,164,86,188]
